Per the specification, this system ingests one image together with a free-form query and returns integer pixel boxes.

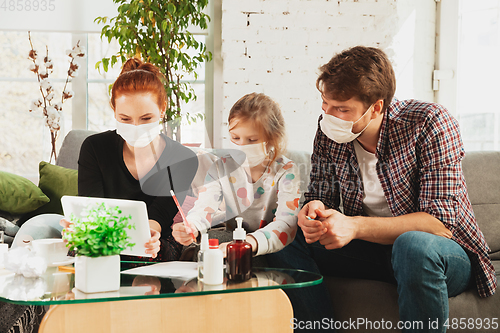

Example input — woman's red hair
[110,58,166,110]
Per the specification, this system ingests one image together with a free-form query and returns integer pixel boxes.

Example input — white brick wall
[216,0,436,153]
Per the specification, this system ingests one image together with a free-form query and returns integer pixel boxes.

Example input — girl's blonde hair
[228,93,287,160]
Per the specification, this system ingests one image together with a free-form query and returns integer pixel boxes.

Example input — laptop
[61,195,152,257]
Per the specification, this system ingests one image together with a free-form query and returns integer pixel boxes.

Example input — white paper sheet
[120,261,198,280]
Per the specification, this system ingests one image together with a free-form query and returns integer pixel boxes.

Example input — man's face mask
[320,103,374,144]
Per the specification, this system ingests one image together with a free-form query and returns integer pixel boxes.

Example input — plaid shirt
[305,98,497,298]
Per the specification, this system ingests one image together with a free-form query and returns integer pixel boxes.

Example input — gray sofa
[4,130,499,332]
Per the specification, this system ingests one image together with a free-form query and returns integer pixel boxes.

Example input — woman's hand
[172,223,199,246]
[145,229,161,258]
[132,276,161,295]
[59,218,73,242]
[60,218,72,231]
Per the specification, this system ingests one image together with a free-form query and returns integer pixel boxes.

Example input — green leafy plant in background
[63,203,135,257]
[95,0,212,142]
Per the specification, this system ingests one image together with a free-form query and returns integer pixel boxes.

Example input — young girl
[173,93,300,256]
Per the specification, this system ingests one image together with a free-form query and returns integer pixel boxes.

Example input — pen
[170,190,196,241]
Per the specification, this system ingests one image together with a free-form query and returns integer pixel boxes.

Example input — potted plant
[94,0,212,142]
[62,203,135,293]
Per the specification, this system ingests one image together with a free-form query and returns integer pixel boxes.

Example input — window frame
[435,0,500,151]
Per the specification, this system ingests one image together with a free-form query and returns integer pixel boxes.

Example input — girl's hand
[145,229,161,258]
[172,223,199,246]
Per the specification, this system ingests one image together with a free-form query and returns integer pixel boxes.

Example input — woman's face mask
[320,103,374,143]
[116,121,160,148]
[114,93,164,148]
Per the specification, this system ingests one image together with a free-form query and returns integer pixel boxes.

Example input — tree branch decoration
[27,31,86,163]
[95,0,212,142]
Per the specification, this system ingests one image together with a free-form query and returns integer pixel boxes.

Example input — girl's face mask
[229,141,268,167]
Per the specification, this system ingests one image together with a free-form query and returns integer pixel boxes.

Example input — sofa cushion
[0,209,20,224]
[19,162,78,225]
[0,171,49,214]
[36,161,78,215]
[462,151,500,256]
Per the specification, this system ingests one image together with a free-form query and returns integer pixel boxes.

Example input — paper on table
[121,261,198,280]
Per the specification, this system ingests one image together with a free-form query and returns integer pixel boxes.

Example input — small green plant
[63,203,135,258]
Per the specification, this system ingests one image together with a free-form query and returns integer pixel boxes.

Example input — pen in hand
[170,190,196,241]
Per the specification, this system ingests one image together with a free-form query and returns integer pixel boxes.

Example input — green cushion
[0,171,50,214]
[33,161,78,215]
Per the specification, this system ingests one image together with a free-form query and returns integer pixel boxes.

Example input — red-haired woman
[64,58,198,260]
[7,57,198,333]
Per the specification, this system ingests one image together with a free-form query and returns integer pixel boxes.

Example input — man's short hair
[316,46,396,112]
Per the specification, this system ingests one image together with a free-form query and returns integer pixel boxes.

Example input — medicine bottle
[197,233,209,281]
[227,217,252,281]
[203,238,224,285]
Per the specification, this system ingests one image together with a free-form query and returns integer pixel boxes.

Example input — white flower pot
[75,255,120,293]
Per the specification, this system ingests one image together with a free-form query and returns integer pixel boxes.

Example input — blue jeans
[393,231,472,333]
[267,229,471,332]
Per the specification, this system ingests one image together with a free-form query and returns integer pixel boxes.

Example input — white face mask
[320,104,374,143]
[116,121,160,148]
[229,141,268,167]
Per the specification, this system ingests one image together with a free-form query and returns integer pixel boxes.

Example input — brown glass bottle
[227,239,252,282]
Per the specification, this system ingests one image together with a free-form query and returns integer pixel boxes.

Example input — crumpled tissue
[4,247,48,278]
[4,274,46,301]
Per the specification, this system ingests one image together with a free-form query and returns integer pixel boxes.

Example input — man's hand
[299,206,359,249]
[426,220,453,239]
[317,209,358,250]
[172,223,199,246]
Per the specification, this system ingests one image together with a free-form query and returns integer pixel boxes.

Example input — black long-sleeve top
[78,130,198,239]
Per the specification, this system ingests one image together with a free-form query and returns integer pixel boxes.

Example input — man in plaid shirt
[269,46,496,332]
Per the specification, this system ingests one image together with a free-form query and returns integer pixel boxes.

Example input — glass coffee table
[0,261,322,333]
